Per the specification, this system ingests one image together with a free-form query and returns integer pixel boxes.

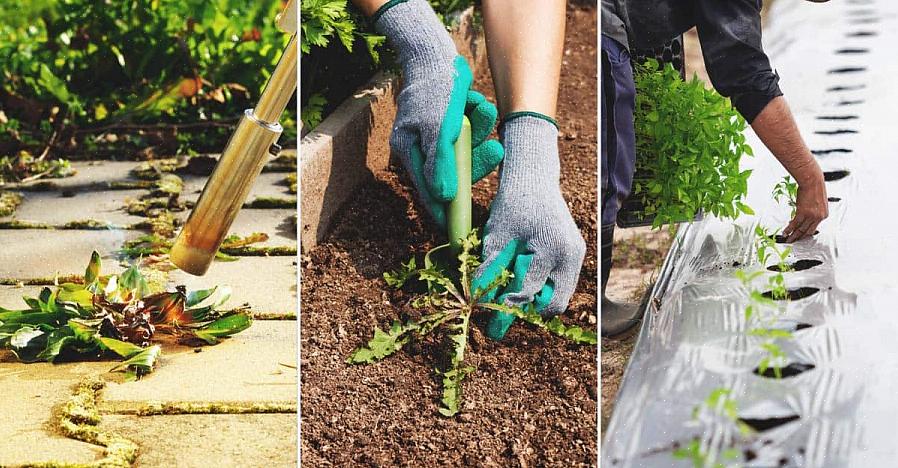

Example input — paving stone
[0,229,139,279]
[0,285,46,309]
[101,413,297,468]
[181,171,295,205]
[0,361,113,466]
[3,189,146,226]
[14,161,143,191]
[171,208,295,248]
[168,256,297,315]
[102,320,296,404]
[229,209,296,247]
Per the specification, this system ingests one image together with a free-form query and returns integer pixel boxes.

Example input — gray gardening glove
[374,0,503,227]
[472,114,586,340]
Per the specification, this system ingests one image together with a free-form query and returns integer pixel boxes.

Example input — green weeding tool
[447,117,472,252]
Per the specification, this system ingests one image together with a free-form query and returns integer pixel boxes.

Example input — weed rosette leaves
[0,251,251,380]
[348,230,596,417]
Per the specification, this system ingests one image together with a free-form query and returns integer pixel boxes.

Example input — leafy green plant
[631,59,754,229]
[773,176,798,218]
[0,251,251,380]
[0,151,74,185]
[1,0,296,156]
[734,269,776,321]
[348,230,596,416]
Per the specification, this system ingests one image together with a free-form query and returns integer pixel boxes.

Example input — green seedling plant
[749,328,794,379]
[772,176,798,218]
[734,269,777,321]
[632,58,755,229]
[754,225,792,299]
[0,251,251,380]
[673,388,752,468]
[348,230,596,417]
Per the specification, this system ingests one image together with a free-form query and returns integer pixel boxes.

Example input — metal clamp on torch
[170,0,297,276]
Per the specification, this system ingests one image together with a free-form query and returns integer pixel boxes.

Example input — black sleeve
[694,0,782,123]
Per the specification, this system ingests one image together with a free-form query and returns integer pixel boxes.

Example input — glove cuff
[501,111,558,130]
[499,115,561,185]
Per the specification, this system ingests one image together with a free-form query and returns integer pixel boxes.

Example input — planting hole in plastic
[738,415,801,432]
[762,287,821,301]
[812,148,852,156]
[849,17,879,25]
[845,31,877,37]
[827,84,866,92]
[824,170,850,181]
[828,197,841,202]
[828,66,867,74]
[834,48,870,54]
[817,115,858,120]
[814,129,858,135]
[767,259,823,273]
[836,99,865,106]
[753,362,816,379]
[775,232,819,244]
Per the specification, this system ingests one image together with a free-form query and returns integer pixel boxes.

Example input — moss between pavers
[243,197,296,209]
[132,401,296,416]
[285,173,296,195]
[35,377,139,468]
[219,245,297,256]
[251,312,297,320]
[130,159,180,181]
[262,154,296,173]
[0,219,129,230]
[0,275,83,286]
[0,191,23,216]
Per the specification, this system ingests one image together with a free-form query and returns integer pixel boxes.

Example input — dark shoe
[601,295,643,337]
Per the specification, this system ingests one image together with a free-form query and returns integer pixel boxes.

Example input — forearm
[351,0,389,17]
[482,0,566,118]
[751,96,822,185]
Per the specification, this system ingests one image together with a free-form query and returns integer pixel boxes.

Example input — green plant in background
[0,0,296,157]
[348,230,596,417]
[632,59,754,229]
[299,0,474,132]
[673,388,750,467]
[773,175,798,218]
[0,251,251,380]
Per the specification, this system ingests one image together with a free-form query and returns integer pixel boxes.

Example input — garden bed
[300,4,597,466]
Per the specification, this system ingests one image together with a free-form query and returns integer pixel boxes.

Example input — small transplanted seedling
[673,388,752,467]
[754,226,792,300]
[348,230,596,416]
[749,328,794,379]
[772,176,799,218]
[734,270,776,321]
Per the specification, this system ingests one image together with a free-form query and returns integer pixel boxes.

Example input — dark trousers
[600,35,637,228]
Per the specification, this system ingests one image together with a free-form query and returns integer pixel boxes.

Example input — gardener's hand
[471,115,586,340]
[374,0,503,227]
[783,168,828,242]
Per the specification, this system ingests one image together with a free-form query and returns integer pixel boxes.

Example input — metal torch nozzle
[170,26,297,276]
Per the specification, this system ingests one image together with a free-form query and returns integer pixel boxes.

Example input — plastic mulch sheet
[602,1,897,466]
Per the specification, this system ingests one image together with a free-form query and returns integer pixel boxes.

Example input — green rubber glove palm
[394,58,504,227]
[374,0,503,228]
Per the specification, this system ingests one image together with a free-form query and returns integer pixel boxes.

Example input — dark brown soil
[300,5,598,467]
